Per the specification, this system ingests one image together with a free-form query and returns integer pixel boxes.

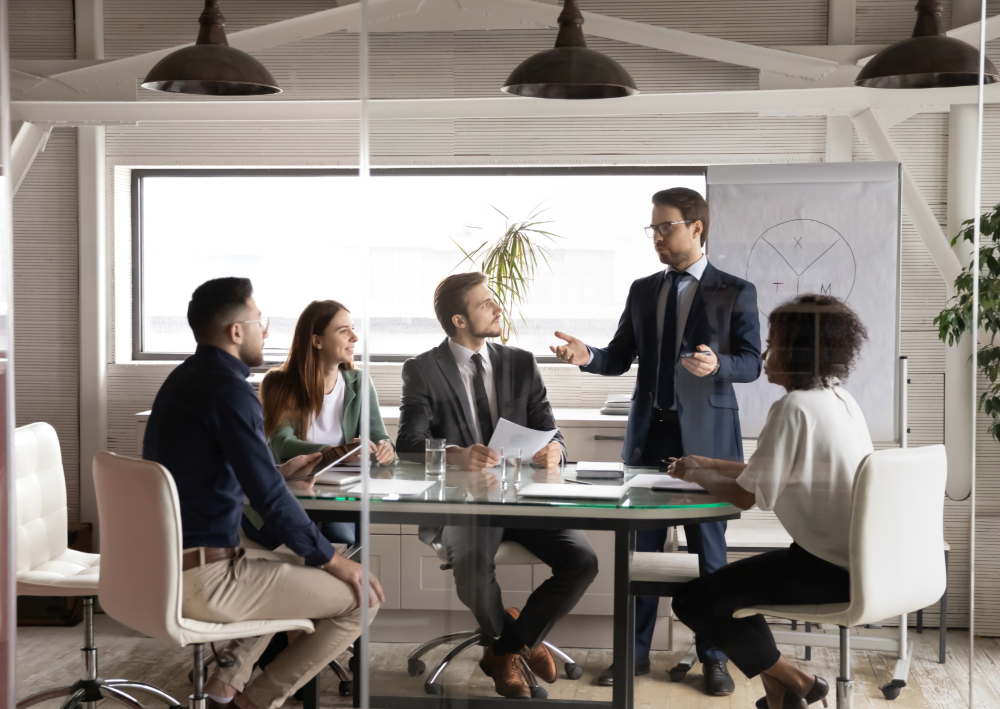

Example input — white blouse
[736,386,874,569]
[306,373,347,447]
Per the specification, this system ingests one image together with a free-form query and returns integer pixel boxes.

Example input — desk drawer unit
[560,426,627,463]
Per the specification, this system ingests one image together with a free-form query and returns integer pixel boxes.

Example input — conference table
[290,462,740,709]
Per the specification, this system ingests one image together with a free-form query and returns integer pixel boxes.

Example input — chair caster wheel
[408,658,426,676]
[425,683,445,696]
[564,663,583,680]
[881,680,904,700]
[668,666,689,683]
[339,680,353,697]
[531,687,548,699]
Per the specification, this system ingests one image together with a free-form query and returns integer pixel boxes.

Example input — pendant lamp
[141,0,281,96]
[855,0,998,88]
[502,0,637,99]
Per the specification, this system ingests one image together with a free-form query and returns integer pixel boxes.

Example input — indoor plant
[455,205,562,344]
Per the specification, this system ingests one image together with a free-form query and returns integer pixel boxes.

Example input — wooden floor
[16,615,1000,708]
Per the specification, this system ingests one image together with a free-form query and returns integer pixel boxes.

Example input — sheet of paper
[626,473,705,492]
[517,483,628,500]
[343,479,436,496]
[487,418,558,460]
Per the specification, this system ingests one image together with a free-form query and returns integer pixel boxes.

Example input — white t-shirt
[736,386,874,569]
[306,373,347,447]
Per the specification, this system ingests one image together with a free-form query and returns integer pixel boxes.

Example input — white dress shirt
[655,255,709,409]
[736,386,874,569]
[448,338,500,445]
[306,371,347,447]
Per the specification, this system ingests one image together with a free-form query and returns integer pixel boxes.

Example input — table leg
[612,528,636,709]
[301,676,320,709]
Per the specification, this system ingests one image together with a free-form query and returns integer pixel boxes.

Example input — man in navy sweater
[552,188,761,697]
[144,277,384,709]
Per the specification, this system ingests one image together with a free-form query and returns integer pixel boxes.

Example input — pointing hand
[550,331,590,365]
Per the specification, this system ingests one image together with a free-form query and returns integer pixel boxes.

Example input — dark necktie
[471,353,495,445]
[657,271,688,409]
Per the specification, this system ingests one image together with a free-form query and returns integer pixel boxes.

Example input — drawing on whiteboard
[746,219,857,319]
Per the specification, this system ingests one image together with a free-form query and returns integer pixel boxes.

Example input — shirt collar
[194,344,251,379]
[448,338,486,367]
[666,255,708,282]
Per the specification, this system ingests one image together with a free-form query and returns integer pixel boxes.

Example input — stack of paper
[600,394,631,416]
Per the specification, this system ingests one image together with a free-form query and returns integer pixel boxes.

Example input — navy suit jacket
[582,262,761,465]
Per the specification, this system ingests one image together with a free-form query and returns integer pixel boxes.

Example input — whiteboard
[706,163,901,441]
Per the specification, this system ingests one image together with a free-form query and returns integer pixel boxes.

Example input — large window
[133,168,705,361]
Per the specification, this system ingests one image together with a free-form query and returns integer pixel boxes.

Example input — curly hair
[767,294,868,391]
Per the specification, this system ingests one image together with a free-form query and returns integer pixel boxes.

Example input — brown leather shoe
[479,647,531,698]
[505,607,558,684]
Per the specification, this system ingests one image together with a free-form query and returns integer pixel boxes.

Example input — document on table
[517,483,628,500]
[487,418,558,459]
[343,479,436,496]
[626,473,705,493]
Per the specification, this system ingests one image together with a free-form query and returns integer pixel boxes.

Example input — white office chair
[733,445,947,709]
[406,541,584,699]
[93,451,316,709]
[15,423,183,709]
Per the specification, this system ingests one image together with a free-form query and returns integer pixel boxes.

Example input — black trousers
[671,543,850,678]
[440,526,599,648]
[637,414,728,663]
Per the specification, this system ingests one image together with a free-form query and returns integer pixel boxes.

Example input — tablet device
[285,445,362,483]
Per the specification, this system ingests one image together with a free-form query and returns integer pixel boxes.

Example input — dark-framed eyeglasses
[645,220,694,238]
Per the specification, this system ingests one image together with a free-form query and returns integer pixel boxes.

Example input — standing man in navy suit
[551,188,761,696]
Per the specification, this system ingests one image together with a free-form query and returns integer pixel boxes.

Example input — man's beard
[239,341,265,368]
[470,322,502,339]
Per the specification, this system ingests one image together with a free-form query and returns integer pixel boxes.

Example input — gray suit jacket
[397,338,567,543]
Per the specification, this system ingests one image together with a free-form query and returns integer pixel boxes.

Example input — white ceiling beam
[828,0,856,46]
[49,0,422,93]
[458,0,840,80]
[852,108,961,285]
[11,122,52,195]
[12,84,1000,124]
[858,14,1000,66]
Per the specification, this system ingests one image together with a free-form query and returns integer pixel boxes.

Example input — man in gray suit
[397,272,598,699]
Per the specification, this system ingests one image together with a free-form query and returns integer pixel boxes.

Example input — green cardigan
[246,368,393,533]
[267,368,393,463]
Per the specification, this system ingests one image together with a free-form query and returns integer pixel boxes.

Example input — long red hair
[261,300,354,440]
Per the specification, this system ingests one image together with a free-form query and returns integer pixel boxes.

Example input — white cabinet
[370,534,402,610]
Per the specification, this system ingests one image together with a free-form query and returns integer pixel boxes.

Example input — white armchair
[733,445,947,708]
[93,451,315,709]
[15,423,182,709]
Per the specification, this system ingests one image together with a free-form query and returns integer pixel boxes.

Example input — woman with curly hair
[668,293,871,709]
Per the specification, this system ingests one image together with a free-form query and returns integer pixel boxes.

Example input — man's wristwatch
[710,358,721,376]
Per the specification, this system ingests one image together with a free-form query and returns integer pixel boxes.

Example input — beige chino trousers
[183,547,378,709]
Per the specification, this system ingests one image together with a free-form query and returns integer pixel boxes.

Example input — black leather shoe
[703,661,735,696]
[755,693,807,709]
[755,676,828,709]
[597,658,651,686]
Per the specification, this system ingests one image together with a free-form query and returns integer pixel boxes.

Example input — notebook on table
[516,483,628,500]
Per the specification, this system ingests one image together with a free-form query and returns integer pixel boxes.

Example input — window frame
[131,166,707,363]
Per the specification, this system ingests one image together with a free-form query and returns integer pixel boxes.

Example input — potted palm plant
[454,205,563,344]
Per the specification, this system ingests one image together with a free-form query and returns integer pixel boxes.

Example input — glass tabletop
[290,462,734,511]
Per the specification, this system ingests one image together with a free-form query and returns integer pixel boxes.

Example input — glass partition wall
[0,0,14,705]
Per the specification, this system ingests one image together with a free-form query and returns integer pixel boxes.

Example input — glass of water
[425,438,447,476]
[501,447,521,487]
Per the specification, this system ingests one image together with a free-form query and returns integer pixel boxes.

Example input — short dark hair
[434,272,487,337]
[652,187,710,246]
[187,277,254,343]
[767,294,868,391]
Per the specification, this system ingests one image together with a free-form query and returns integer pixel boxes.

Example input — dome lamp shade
[502,0,638,99]
[141,0,281,96]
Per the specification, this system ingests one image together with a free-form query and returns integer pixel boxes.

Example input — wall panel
[12,129,80,520]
